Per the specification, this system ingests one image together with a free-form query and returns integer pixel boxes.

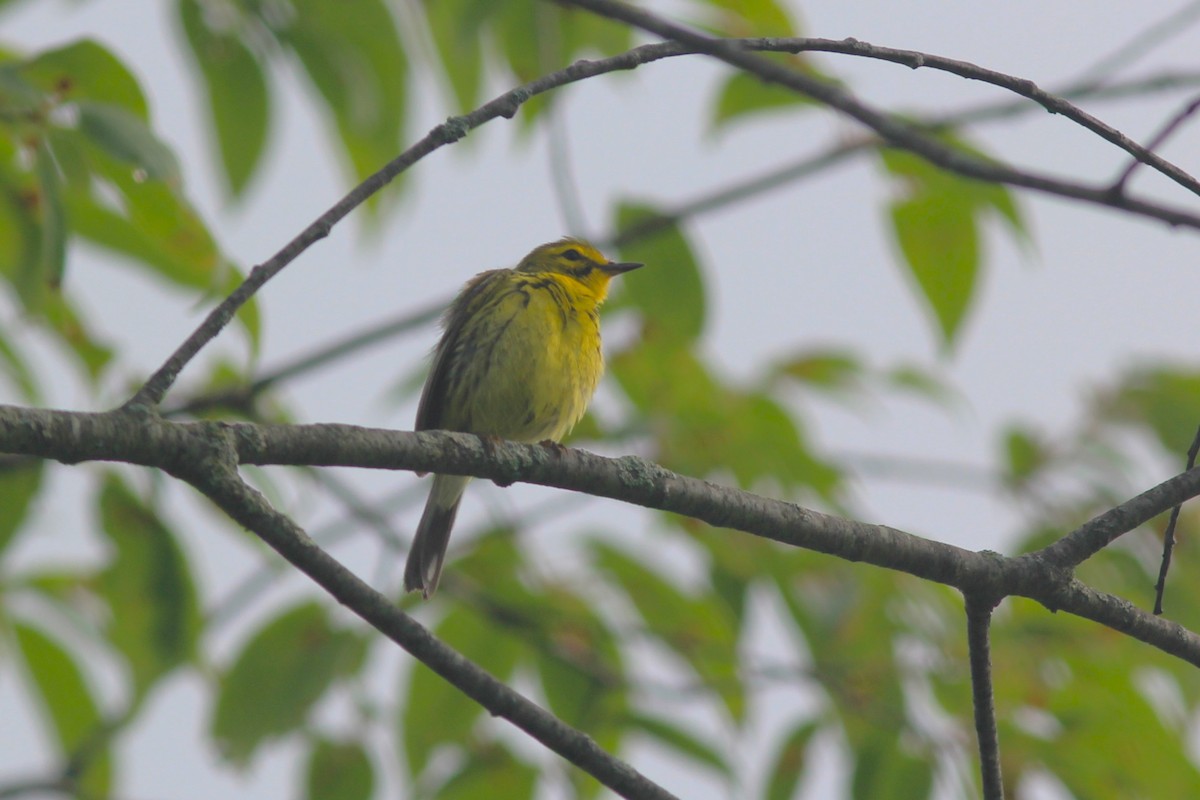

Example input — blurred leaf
[592,541,744,721]
[402,599,523,777]
[40,293,114,381]
[77,101,181,182]
[423,0,496,111]
[773,349,864,395]
[0,461,42,558]
[66,180,212,287]
[33,140,66,297]
[97,474,200,696]
[495,0,542,83]
[712,66,820,129]
[434,742,537,800]
[533,587,626,733]
[883,363,959,407]
[178,0,270,196]
[274,0,407,195]
[851,730,933,800]
[559,1,633,58]
[19,39,148,118]
[13,621,112,797]
[1003,425,1047,484]
[305,738,374,800]
[0,60,45,115]
[628,712,732,777]
[765,720,819,800]
[610,332,839,496]
[881,141,1025,347]
[1105,367,1200,455]
[0,330,40,401]
[890,189,977,347]
[613,201,706,343]
[212,601,360,765]
[705,0,797,34]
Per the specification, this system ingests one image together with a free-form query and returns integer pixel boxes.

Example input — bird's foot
[480,434,515,487]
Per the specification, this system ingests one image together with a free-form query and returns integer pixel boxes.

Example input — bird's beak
[602,260,644,275]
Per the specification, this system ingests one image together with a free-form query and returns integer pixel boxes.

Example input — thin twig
[166,304,441,417]
[965,593,1004,800]
[1075,0,1200,86]
[1153,425,1200,614]
[1112,93,1200,193]
[558,1,1200,226]
[1036,464,1200,568]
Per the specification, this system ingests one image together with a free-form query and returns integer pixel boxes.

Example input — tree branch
[4,405,1200,666]
[166,427,678,800]
[1034,465,1200,567]
[557,0,1200,230]
[964,593,1004,800]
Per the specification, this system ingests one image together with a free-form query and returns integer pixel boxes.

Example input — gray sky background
[2,1,1199,798]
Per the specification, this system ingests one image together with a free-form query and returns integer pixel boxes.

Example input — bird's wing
[414,268,509,432]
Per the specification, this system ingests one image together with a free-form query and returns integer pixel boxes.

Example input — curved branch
[559,0,1200,230]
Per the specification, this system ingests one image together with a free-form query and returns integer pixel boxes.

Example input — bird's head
[516,238,642,299]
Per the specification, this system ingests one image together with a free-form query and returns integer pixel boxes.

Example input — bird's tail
[404,474,470,598]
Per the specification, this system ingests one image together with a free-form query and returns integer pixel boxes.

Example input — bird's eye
[562,248,583,261]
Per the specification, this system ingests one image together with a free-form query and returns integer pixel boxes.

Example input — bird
[403,238,643,598]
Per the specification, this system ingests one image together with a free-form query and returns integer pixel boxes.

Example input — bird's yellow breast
[438,271,604,443]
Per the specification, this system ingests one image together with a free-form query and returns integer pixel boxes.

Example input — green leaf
[851,729,933,800]
[627,712,732,777]
[1106,367,1200,455]
[401,602,523,776]
[704,0,798,34]
[765,720,819,800]
[12,622,112,797]
[19,39,148,118]
[773,349,864,394]
[433,743,538,800]
[0,461,43,559]
[424,0,494,111]
[274,0,407,193]
[0,138,50,312]
[77,101,181,182]
[40,293,114,381]
[178,0,270,196]
[526,584,627,736]
[212,601,359,765]
[0,329,40,401]
[609,333,839,495]
[889,190,976,347]
[592,541,744,721]
[96,474,200,696]
[34,139,67,294]
[305,738,374,800]
[1002,425,1046,484]
[712,68,819,128]
[880,141,1024,347]
[883,363,959,407]
[614,201,707,343]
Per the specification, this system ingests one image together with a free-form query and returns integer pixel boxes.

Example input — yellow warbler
[404,238,643,597]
